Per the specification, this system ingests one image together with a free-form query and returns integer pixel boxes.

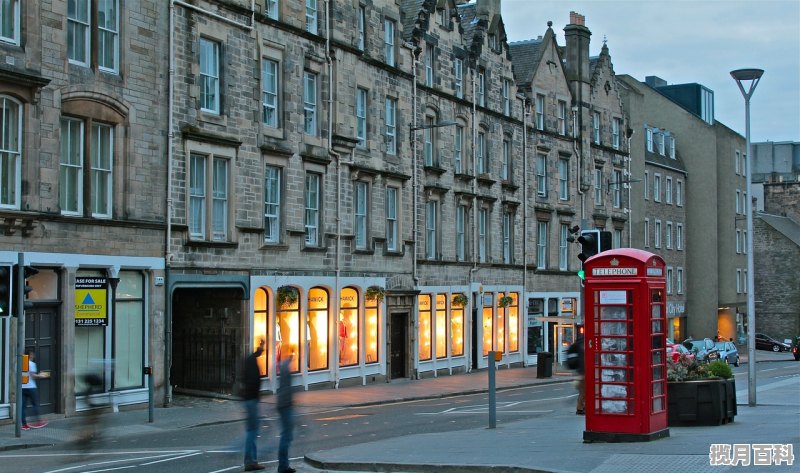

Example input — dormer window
[488,34,496,50]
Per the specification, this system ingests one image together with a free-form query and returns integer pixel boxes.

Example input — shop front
[250,276,386,391]
[473,287,523,371]
[525,292,580,366]
[0,252,164,420]
[415,288,469,377]
[667,300,686,342]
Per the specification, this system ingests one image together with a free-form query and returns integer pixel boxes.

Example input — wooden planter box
[667,378,736,426]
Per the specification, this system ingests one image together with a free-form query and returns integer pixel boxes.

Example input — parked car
[791,336,800,361]
[714,341,740,366]
[754,333,791,352]
[667,343,695,363]
[682,338,720,362]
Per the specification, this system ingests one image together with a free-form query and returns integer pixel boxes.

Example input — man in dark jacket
[277,349,295,473]
[243,338,266,471]
[568,334,585,415]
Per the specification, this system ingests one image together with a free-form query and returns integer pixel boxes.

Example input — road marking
[416,395,573,415]
[141,451,203,465]
[315,414,369,421]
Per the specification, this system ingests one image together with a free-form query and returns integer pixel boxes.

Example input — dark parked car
[754,333,791,352]
[682,338,720,362]
[714,341,740,366]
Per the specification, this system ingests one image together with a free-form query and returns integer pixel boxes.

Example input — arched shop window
[339,287,359,366]
[365,293,379,364]
[435,294,447,359]
[254,288,268,376]
[418,294,432,360]
[482,293,493,356]
[450,294,465,357]
[277,287,300,372]
[307,287,329,371]
[506,292,519,352]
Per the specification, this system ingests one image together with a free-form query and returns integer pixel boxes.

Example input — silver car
[714,341,740,367]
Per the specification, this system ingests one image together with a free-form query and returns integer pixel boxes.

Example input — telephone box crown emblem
[610,258,619,267]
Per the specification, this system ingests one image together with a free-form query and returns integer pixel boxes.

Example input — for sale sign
[75,277,108,326]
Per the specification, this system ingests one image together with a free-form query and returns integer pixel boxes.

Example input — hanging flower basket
[365,285,385,303]
[452,294,469,308]
[277,286,298,308]
[498,296,513,308]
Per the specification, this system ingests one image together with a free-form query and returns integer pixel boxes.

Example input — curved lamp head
[730,68,764,81]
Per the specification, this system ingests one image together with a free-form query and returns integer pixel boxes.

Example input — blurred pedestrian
[566,334,585,415]
[277,347,295,473]
[243,338,266,471]
[21,348,48,430]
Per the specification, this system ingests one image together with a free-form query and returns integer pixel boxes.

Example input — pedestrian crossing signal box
[21,354,29,384]
[581,248,670,443]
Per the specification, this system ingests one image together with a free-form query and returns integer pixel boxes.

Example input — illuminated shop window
[339,287,359,366]
[436,294,447,359]
[450,294,465,356]
[497,294,507,352]
[307,287,329,371]
[365,294,379,364]
[277,287,300,372]
[482,293,493,356]
[418,294,432,361]
[509,292,519,352]
[254,288,269,376]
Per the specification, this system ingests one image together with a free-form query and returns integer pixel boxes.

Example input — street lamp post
[410,120,456,285]
[730,67,763,407]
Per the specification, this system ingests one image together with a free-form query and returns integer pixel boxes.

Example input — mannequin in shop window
[338,313,348,362]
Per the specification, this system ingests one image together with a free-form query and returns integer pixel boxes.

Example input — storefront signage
[75,277,108,326]
[667,301,685,316]
[599,290,627,305]
[592,267,637,276]
[646,267,664,277]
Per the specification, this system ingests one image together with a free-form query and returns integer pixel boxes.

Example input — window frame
[612,117,620,149]
[558,158,569,200]
[0,0,20,45]
[501,139,510,181]
[666,221,672,249]
[665,176,672,204]
[676,180,683,206]
[266,0,279,20]
[356,87,367,148]
[200,37,221,114]
[385,186,398,251]
[384,19,395,67]
[676,223,683,250]
[536,221,548,269]
[454,125,463,174]
[557,100,567,136]
[303,71,318,135]
[535,94,544,130]
[262,58,279,128]
[59,117,85,216]
[478,207,487,263]
[304,173,321,246]
[592,111,600,144]
[90,122,114,218]
[97,0,120,73]
[456,205,466,261]
[424,44,434,87]
[454,58,463,98]
[385,97,396,155]
[594,167,603,206]
[426,199,438,260]
[305,0,318,34]
[476,131,486,175]
[0,95,22,209]
[264,165,282,243]
[477,70,485,107]
[536,153,547,197]
[188,152,230,241]
[612,169,622,208]
[646,128,653,152]
[644,218,650,247]
[654,219,662,248]
[354,181,369,249]
[67,0,91,66]
[357,6,365,50]
[653,173,661,203]
[559,224,568,270]
[502,211,512,264]
[502,80,511,116]
[424,116,435,166]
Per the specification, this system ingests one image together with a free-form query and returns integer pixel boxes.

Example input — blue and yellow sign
[75,277,108,326]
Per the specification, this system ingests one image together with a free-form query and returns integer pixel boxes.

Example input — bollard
[144,366,154,423]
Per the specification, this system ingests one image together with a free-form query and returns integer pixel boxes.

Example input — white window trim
[262,59,279,128]
[502,212,511,264]
[355,181,368,249]
[676,223,683,250]
[357,6,365,50]
[644,171,649,200]
[0,0,20,45]
[559,224,568,270]
[478,208,487,262]
[426,200,438,259]
[558,158,569,201]
[612,118,620,149]
[303,71,318,135]
[59,117,85,216]
[200,38,221,114]
[666,221,672,249]
[592,111,600,144]
[536,222,547,269]
[646,128,653,152]
[68,0,91,66]
[454,58,463,98]
[535,94,544,130]
[356,87,367,148]
[653,173,661,203]
[454,126,463,174]
[304,173,321,246]
[501,139,510,181]
[385,97,396,155]
[425,45,434,86]
[654,219,662,248]
[90,123,113,218]
[557,100,566,136]
[386,186,398,251]
[676,179,683,206]
[97,0,120,74]
[266,0,279,20]
[665,176,672,204]
[536,154,547,197]
[188,152,230,241]
[644,218,650,247]
[264,165,282,243]
[0,95,22,209]
[384,19,395,67]
[456,205,466,261]
[305,0,318,34]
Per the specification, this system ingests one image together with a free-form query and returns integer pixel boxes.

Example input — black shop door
[25,306,59,414]
[390,313,408,379]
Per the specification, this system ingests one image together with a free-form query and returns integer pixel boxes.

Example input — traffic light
[22,266,39,310]
[0,266,10,316]
[577,229,600,263]
[11,265,39,314]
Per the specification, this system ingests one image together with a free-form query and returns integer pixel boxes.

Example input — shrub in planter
[666,355,736,426]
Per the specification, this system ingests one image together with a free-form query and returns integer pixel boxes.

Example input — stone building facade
[0,0,168,421]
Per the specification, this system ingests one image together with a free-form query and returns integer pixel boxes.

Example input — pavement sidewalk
[0,350,797,473]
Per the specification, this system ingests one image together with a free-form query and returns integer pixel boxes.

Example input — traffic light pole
[15,252,24,438]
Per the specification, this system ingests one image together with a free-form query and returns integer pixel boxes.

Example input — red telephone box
[582,249,670,442]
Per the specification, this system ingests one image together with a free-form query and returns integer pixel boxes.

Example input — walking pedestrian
[277,348,295,473]
[21,348,49,430]
[243,338,266,471]
[566,334,585,415]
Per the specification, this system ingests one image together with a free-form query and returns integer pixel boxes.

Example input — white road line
[41,452,198,473]
[140,451,203,465]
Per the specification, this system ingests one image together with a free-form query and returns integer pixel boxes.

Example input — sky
[499,0,800,143]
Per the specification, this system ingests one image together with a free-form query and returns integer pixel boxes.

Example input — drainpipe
[520,95,530,365]
[467,67,478,373]
[324,0,345,389]
[165,0,177,407]
[406,42,420,287]
[625,129,635,245]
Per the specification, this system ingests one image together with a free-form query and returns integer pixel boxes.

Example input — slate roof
[757,213,800,247]
[401,0,429,42]
[457,3,480,50]
[645,149,687,173]
[508,39,543,85]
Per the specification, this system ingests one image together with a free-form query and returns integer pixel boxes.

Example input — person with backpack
[567,334,585,415]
